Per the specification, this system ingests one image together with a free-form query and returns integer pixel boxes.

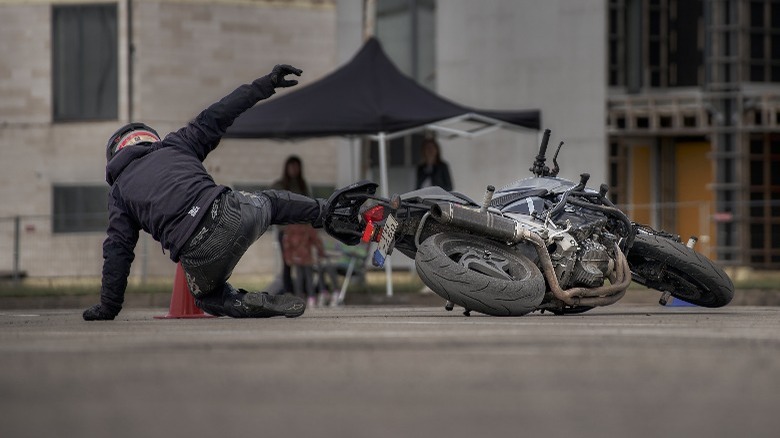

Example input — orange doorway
[628,144,653,226]
[674,142,714,257]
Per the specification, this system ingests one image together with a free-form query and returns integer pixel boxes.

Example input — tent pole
[377,132,393,297]
[363,0,376,40]
[350,136,358,182]
[378,132,389,197]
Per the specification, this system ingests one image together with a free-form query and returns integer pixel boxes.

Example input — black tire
[627,233,734,307]
[415,233,545,316]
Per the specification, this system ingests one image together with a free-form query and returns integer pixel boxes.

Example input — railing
[2,199,778,282]
[0,215,280,284]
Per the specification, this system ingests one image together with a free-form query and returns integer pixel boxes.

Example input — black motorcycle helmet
[105,122,161,162]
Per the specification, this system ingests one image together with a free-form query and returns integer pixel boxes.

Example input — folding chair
[319,241,371,306]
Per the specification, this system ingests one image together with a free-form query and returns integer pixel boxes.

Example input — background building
[607,0,780,267]
[1,0,775,282]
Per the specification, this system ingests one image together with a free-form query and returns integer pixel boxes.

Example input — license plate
[373,214,399,267]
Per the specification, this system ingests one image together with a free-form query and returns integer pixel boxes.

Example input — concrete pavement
[1,304,779,438]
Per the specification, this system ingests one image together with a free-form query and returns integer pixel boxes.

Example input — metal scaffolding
[705,0,742,263]
[607,0,780,266]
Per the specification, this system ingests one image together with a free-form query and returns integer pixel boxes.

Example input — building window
[373,0,437,193]
[376,0,436,90]
[747,134,780,266]
[746,0,780,83]
[668,0,703,86]
[52,185,109,233]
[608,0,703,89]
[608,0,627,87]
[646,0,669,87]
[52,4,118,121]
[368,133,429,168]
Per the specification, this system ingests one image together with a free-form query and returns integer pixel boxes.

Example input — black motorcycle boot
[239,291,306,318]
[195,284,305,318]
[261,189,326,228]
[195,283,246,317]
[194,294,227,317]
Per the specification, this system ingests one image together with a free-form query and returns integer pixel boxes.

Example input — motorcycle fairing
[497,176,577,195]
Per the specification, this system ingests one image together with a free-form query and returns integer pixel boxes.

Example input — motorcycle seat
[401,186,477,206]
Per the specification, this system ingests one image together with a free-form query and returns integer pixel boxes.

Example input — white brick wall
[0,4,51,124]
[0,0,337,279]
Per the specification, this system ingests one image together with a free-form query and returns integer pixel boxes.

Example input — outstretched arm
[166,64,303,161]
[84,194,140,321]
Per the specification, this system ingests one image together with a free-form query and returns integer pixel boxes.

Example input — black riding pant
[178,189,322,317]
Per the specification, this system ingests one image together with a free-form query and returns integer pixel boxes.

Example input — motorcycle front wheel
[415,233,545,316]
[627,233,734,307]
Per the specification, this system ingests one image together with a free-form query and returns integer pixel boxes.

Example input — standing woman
[416,138,453,191]
[272,155,310,294]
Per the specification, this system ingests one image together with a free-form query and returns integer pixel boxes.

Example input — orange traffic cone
[155,262,215,319]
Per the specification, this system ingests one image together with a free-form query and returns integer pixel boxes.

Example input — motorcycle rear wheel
[627,234,734,307]
[415,233,545,316]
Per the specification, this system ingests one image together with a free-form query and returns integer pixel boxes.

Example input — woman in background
[271,155,310,294]
[282,223,326,308]
[415,138,453,191]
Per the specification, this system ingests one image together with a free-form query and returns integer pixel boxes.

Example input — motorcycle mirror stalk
[550,141,564,177]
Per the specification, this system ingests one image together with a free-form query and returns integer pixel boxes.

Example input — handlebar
[530,129,552,177]
[538,129,551,160]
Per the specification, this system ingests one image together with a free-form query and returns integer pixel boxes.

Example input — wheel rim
[660,268,705,301]
[633,258,707,301]
[447,246,518,281]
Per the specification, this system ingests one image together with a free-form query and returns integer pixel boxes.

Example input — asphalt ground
[1,304,779,438]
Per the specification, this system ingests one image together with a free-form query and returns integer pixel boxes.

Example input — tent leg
[378,132,393,298]
[337,258,356,305]
[349,137,358,182]
[384,257,393,298]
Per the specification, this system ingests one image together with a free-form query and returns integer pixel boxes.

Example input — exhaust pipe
[429,202,633,308]
[430,202,532,243]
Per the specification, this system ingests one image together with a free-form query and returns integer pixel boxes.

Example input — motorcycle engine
[546,207,617,289]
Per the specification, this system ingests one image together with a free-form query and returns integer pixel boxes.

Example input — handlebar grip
[538,129,551,159]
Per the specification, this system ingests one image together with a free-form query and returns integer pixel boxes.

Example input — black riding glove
[269,64,302,88]
[83,304,118,321]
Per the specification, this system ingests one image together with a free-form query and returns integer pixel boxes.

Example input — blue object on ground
[372,250,385,268]
[669,297,697,307]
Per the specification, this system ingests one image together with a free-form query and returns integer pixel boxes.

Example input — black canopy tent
[227,37,540,140]
[227,37,540,197]
[226,38,541,297]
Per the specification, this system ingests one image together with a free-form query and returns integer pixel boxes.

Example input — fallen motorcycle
[325,129,734,316]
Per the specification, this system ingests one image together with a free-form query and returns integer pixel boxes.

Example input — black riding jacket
[99,76,276,314]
